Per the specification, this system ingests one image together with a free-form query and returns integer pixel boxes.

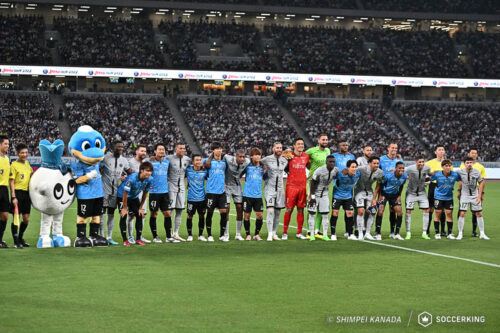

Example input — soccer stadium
[0,1,499,331]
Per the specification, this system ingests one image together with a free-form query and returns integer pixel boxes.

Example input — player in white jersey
[307,155,338,241]
[404,156,432,240]
[166,143,191,242]
[261,142,288,241]
[127,144,148,243]
[457,157,488,240]
[99,141,132,244]
[356,146,373,167]
[353,156,384,240]
[224,150,250,240]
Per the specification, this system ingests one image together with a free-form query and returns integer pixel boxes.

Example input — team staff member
[0,136,11,248]
[9,143,33,248]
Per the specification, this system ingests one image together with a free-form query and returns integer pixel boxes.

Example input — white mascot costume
[30,139,75,248]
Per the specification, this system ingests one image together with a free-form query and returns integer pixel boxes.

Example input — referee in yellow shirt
[10,143,33,248]
[459,148,486,237]
[0,135,11,248]
[425,145,452,237]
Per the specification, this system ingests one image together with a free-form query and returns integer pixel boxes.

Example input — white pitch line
[362,240,500,268]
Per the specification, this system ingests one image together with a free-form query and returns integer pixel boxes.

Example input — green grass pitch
[1,183,499,332]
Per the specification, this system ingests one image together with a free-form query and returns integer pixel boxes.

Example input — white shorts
[168,190,186,210]
[406,192,429,210]
[307,195,330,214]
[459,197,482,212]
[354,192,374,209]
[265,188,285,209]
[226,185,243,205]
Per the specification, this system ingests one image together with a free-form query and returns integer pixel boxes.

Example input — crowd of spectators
[363,29,469,78]
[0,94,59,156]
[362,0,498,14]
[290,100,422,158]
[64,96,185,156]
[178,97,298,155]
[455,32,500,79]
[0,15,51,65]
[170,0,356,7]
[159,20,276,71]
[395,102,500,161]
[54,17,163,68]
[265,25,380,75]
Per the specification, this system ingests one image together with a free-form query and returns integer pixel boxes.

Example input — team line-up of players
[0,134,489,248]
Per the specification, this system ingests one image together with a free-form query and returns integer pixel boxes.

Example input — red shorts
[285,186,307,209]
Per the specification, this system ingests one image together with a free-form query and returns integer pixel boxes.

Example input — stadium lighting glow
[235,12,246,15]
[184,10,195,13]
[51,8,62,11]
[182,13,191,16]
[206,14,216,16]
[106,7,117,9]
[155,12,165,15]
[353,20,363,23]
[27,3,37,6]
[133,8,143,11]
[407,19,415,22]
[334,19,339,22]
[130,11,140,14]
[453,20,463,23]
[104,10,113,13]
[25,7,35,10]
[256,16,266,19]
[384,18,392,21]
[261,13,271,16]
[286,14,296,17]
[284,17,290,20]
[53,5,64,7]
[311,15,320,18]
[158,9,169,12]
[336,16,344,19]
[80,5,90,8]
[0,2,9,4]
[360,17,368,20]
[305,18,315,21]
[234,15,241,18]
[78,8,88,11]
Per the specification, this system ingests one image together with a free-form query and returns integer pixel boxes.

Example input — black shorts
[10,190,31,215]
[427,182,436,203]
[434,199,453,211]
[118,197,141,216]
[77,197,104,218]
[382,193,401,208]
[149,193,171,212]
[0,185,10,212]
[206,193,226,210]
[187,200,206,216]
[332,198,354,211]
[243,197,263,213]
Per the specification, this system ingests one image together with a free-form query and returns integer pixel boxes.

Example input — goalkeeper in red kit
[282,138,310,240]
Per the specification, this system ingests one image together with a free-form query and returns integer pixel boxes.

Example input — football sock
[119,216,127,241]
[164,216,172,238]
[375,215,383,234]
[405,213,411,233]
[447,221,453,235]
[297,211,304,234]
[198,215,205,236]
[477,216,485,233]
[395,215,403,234]
[150,217,157,238]
[255,218,263,235]
[220,212,227,237]
[186,218,193,236]
[458,216,465,233]
[422,213,429,234]
[330,215,338,235]
[283,211,291,234]
[205,212,213,237]
[244,220,251,236]
[19,222,28,240]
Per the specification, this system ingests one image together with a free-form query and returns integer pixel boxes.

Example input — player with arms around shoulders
[307,155,338,241]
[185,155,209,242]
[457,157,488,240]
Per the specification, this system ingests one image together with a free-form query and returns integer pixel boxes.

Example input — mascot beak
[72,148,105,165]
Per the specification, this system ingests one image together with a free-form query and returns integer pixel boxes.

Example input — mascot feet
[53,235,71,247]
[74,236,92,248]
[37,236,54,248]
[89,235,108,247]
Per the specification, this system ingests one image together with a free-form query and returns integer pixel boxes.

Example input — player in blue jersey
[330,160,360,241]
[377,142,404,239]
[203,142,228,242]
[375,162,407,240]
[117,162,153,247]
[148,144,178,243]
[332,140,356,238]
[185,155,209,242]
[240,148,266,241]
[430,159,461,239]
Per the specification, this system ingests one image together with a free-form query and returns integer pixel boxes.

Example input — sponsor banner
[1,65,499,88]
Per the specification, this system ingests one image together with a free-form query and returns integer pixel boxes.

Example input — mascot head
[68,125,106,165]
[29,139,76,215]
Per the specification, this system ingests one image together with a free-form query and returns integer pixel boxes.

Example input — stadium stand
[395,102,500,161]
[289,99,423,158]
[64,95,185,155]
[178,96,298,155]
[0,93,59,156]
